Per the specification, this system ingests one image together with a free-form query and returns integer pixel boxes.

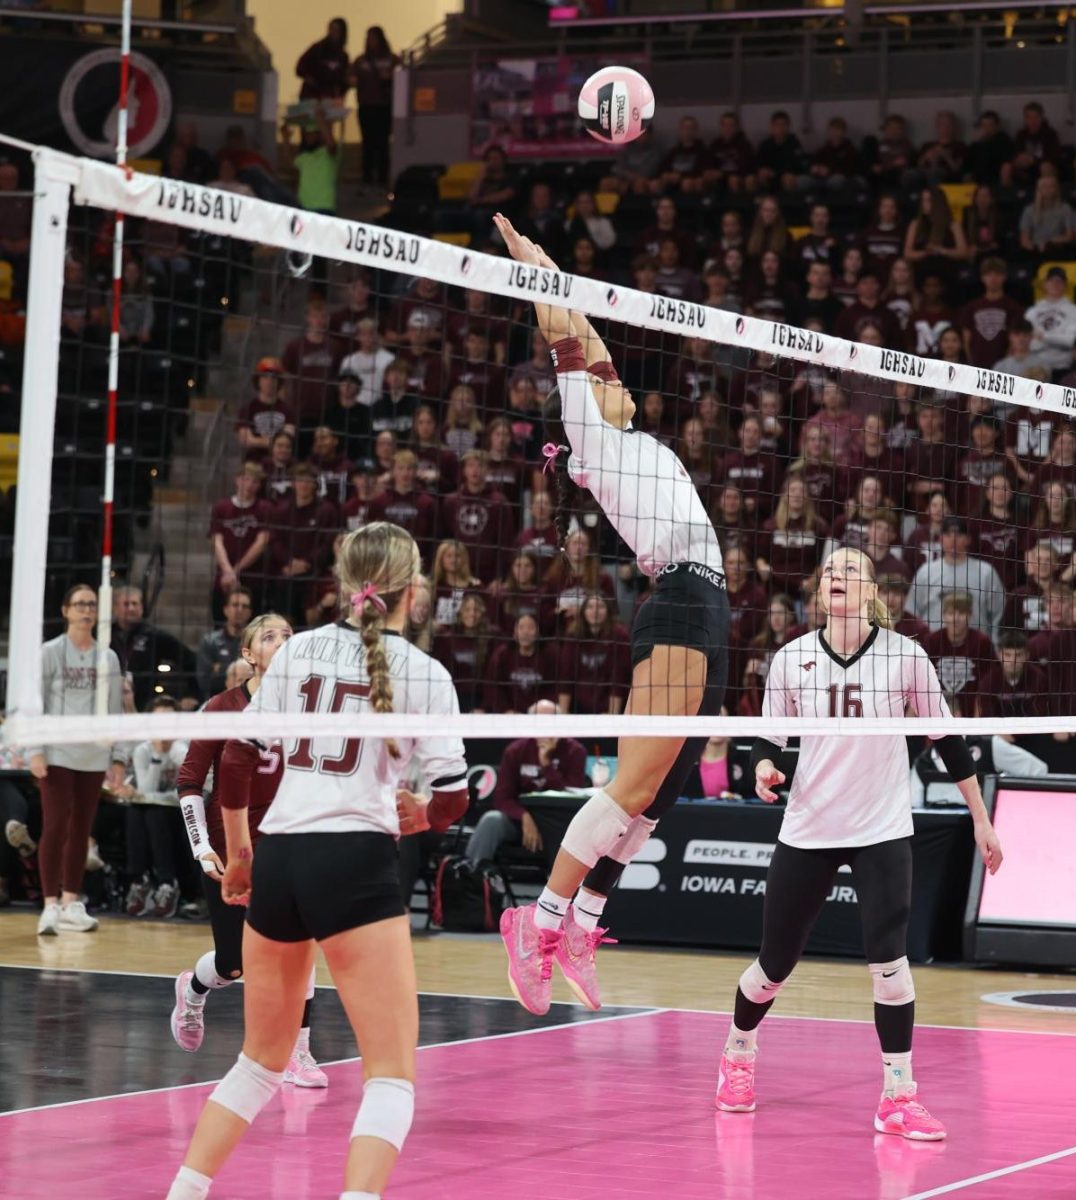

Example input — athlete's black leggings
[581,655,728,896]
[203,872,245,979]
[738,837,915,1053]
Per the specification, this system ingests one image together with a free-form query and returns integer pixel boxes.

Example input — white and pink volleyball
[577,66,655,146]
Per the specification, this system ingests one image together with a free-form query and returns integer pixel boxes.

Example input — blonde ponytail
[866,596,894,629]
[335,522,422,762]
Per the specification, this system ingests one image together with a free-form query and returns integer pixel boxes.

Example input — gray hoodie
[29,634,126,771]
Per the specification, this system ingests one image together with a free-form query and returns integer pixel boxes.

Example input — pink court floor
[1,1009,1074,1200]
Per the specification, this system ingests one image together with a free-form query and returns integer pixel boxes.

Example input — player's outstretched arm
[518,229,613,366]
[494,213,571,342]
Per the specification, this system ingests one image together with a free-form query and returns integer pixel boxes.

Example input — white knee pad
[560,791,631,869]
[608,815,657,867]
[739,959,785,1005]
[870,957,915,1006]
[210,1052,284,1123]
[351,1077,415,1151]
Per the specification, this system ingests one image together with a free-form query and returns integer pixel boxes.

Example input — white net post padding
[7,150,77,728]
[6,142,1076,749]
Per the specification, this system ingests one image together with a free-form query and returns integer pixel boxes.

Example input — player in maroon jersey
[171,613,327,1087]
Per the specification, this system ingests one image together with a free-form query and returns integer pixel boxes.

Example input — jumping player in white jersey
[166,523,469,1200]
[715,546,1003,1140]
[493,213,729,1016]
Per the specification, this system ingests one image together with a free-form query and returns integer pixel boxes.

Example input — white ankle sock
[725,1023,758,1054]
[166,1165,212,1199]
[340,1192,379,1199]
[572,890,607,933]
[882,1051,913,1094]
[194,950,232,992]
[534,888,570,931]
[294,1025,310,1052]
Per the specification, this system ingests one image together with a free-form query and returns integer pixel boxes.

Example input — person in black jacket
[295,18,350,101]
[111,586,198,709]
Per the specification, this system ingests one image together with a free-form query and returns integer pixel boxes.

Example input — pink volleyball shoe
[169,970,205,1053]
[715,1049,757,1113]
[555,905,617,1011]
[874,1084,947,1140]
[500,904,563,1016]
[284,1031,329,1089]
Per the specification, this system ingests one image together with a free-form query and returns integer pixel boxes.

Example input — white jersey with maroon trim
[250,621,467,836]
[552,340,723,577]
[763,625,951,849]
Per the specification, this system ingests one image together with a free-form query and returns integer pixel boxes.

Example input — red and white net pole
[95,0,132,717]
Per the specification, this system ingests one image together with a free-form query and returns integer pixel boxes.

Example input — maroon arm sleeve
[177,738,218,799]
[217,739,260,810]
[426,787,470,832]
[548,337,586,374]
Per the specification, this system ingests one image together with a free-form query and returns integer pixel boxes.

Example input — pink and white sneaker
[169,970,205,1053]
[874,1084,947,1140]
[284,1033,328,1088]
[555,905,617,1011]
[500,904,563,1016]
[715,1049,757,1112]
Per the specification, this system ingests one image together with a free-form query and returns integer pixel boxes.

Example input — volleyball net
[5,142,1076,758]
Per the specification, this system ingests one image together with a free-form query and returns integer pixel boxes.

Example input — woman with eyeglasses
[27,583,126,935]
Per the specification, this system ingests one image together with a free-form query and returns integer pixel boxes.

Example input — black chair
[493,841,547,909]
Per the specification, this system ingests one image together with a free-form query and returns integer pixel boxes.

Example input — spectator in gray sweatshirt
[906,516,1006,640]
[28,583,126,936]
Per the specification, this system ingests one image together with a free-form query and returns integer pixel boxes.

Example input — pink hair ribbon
[541,442,570,475]
[352,584,388,614]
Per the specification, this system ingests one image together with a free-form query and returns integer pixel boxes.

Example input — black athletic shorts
[246,831,406,944]
[632,562,729,685]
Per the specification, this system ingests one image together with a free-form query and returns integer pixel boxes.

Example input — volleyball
[577,65,655,145]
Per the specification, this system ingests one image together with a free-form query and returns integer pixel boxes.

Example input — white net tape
[5,144,1076,747]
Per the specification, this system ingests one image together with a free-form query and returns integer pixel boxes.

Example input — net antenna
[6,144,1076,747]
[95,0,134,716]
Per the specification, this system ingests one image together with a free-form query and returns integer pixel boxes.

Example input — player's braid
[543,386,573,552]
[358,606,401,760]
[337,521,422,762]
[552,462,573,552]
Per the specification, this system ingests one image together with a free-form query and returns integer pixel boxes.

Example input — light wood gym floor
[0,911,1072,1038]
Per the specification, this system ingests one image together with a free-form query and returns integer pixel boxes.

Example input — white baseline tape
[43,145,1076,420]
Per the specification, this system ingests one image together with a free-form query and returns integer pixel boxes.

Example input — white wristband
[179,793,212,860]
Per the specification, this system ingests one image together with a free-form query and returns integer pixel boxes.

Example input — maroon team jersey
[557,627,632,715]
[368,488,437,557]
[176,684,282,860]
[923,628,998,712]
[959,294,1023,367]
[209,497,270,588]
[758,516,828,592]
[483,643,558,713]
[236,398,295,442]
